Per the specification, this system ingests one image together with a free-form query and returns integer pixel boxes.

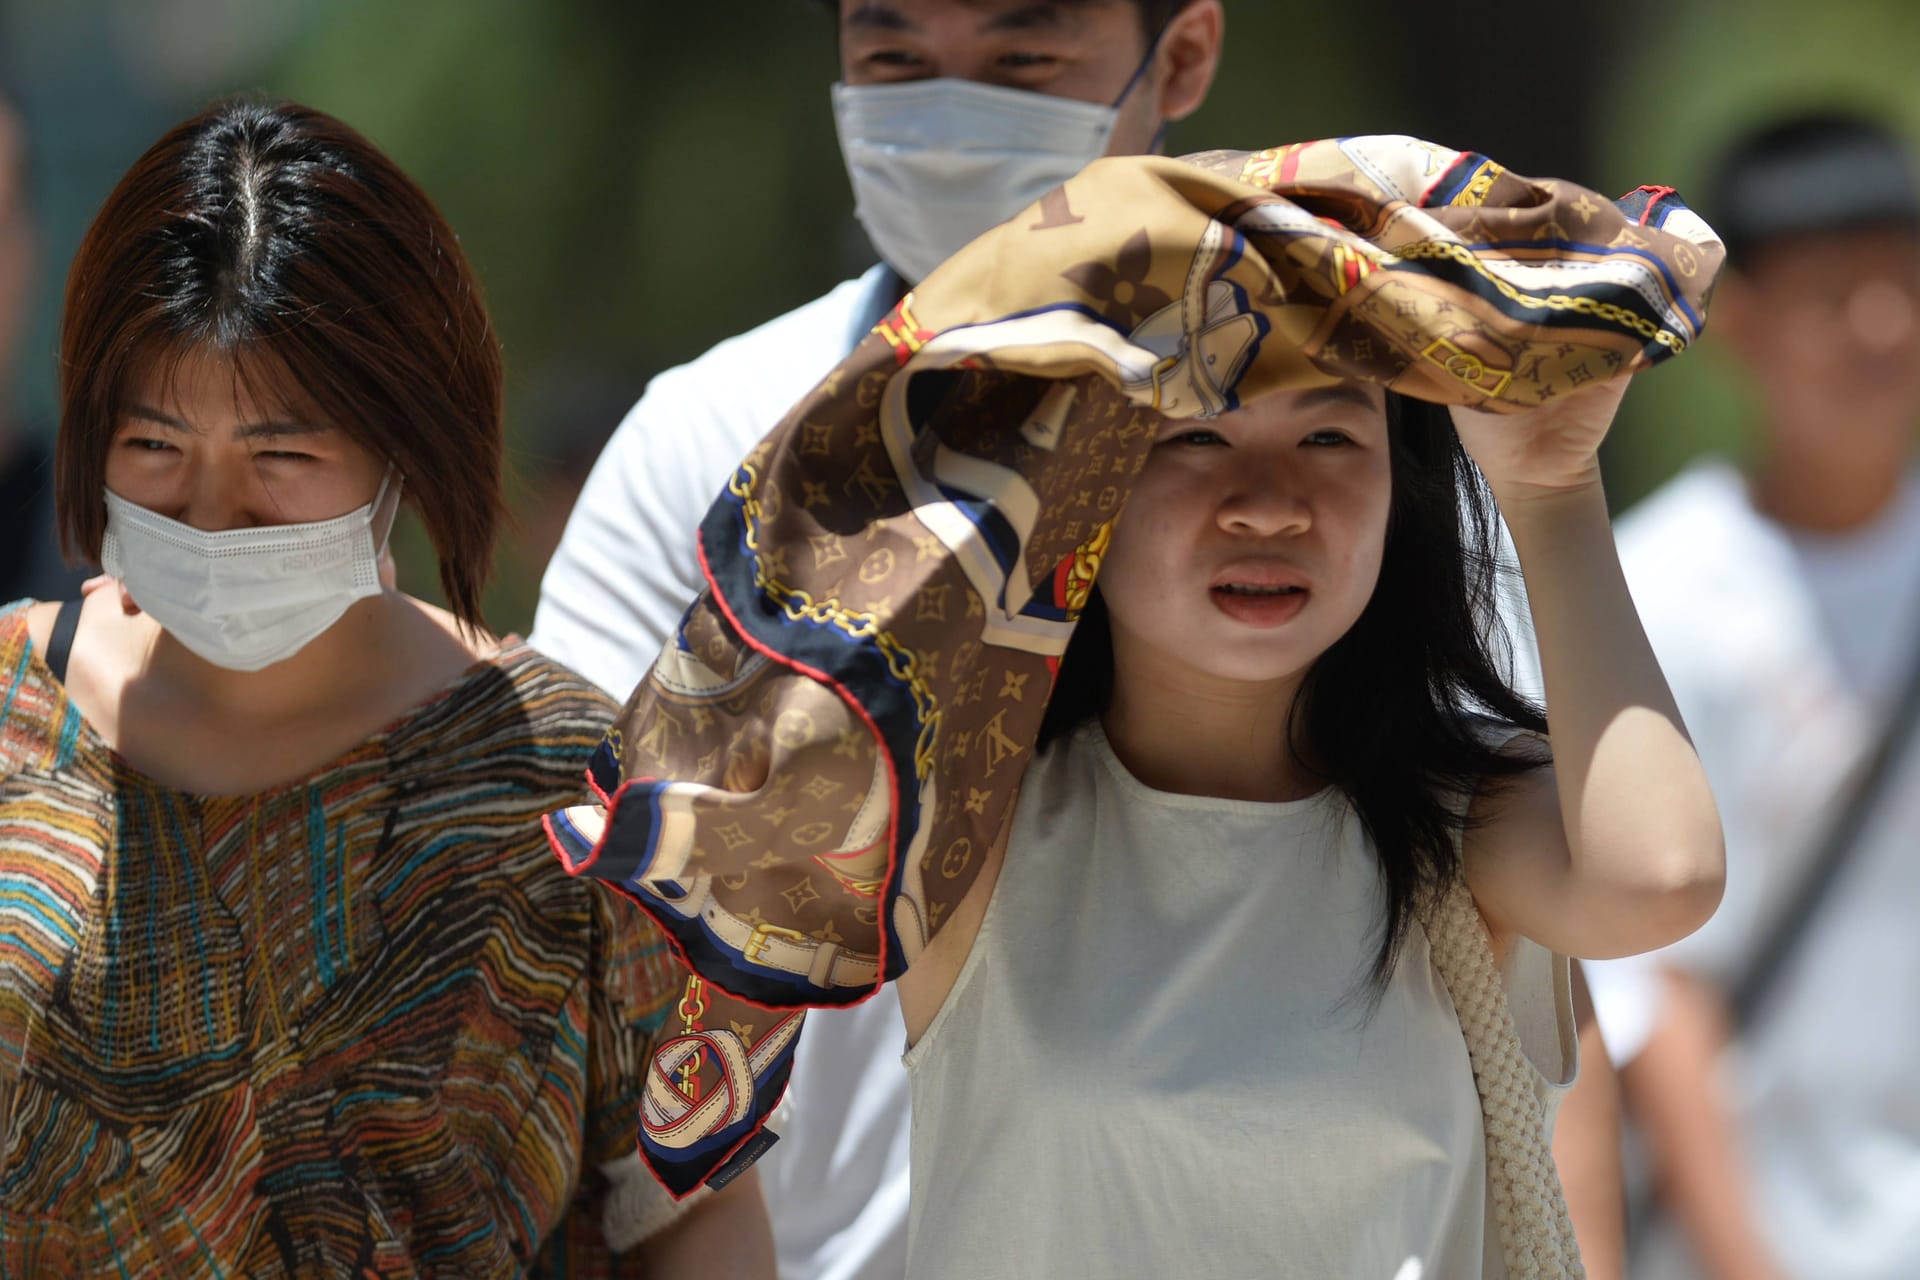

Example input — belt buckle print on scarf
[542,137,1722,1229]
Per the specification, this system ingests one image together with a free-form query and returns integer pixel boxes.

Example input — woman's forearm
[1497,475,1724,955]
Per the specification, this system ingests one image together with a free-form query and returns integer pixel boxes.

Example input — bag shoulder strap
[1427,869,1584,1279]
[44,598,81,687]
[1730,626,1920,1032]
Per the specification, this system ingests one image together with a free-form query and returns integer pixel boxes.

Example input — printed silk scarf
[544,136,1722,1207]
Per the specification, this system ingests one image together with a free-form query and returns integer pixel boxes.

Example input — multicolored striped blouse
[0,603,684,1277]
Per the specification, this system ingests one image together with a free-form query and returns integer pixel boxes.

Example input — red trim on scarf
[1630,185,1679,226]
[690,523,905,1008]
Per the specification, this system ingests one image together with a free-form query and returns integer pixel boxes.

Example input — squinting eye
[120,437,175,454]
[998,52,1057,69]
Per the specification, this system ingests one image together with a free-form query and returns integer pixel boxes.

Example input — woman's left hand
[1447,375,1630,502]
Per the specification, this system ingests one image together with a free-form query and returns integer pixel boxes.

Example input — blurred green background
[5,0,1919,632]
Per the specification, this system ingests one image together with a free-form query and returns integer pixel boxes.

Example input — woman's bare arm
[633,1170,777,1279]
[1454,380,1724,960]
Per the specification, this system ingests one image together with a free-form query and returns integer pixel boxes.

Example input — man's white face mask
[101,467,403,672]
[831,76,1131,285]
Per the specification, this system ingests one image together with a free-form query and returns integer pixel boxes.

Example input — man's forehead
[1745,226,1920,284]
[843,0,1114,33]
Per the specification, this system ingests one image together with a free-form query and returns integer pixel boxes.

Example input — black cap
[1707,110,1920,265]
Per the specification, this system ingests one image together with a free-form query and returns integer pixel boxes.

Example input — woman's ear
[1154,0,1225,124]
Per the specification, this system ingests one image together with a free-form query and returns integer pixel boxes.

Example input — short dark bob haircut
[57,95,504,629]
[1040,391,1549,991]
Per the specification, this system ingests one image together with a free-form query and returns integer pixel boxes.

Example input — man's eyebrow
[979,3,1084,34]
[843,1,1093,36]
[843,3,915,32]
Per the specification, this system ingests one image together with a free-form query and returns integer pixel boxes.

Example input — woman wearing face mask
[0,97,772,1276]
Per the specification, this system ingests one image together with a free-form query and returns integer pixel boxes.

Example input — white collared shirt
[532,264,914,1280]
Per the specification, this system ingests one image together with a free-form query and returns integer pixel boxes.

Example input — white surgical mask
[101,468,403,672]
[832,77,1125,285]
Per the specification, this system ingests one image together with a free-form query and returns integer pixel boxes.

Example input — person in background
[1588,110,1920,1280]
[0,81,83,603]
[0,96,771,1277]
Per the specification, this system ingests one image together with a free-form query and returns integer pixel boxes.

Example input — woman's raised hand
[1447,376,1631,505]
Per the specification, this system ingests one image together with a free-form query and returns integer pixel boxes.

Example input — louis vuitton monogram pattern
[543,136,1723,1197]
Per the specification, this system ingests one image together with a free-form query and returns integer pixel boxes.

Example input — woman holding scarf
[546,137,1728,1278]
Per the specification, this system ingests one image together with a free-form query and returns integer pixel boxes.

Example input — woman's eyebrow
[1291,384,1382,413]
[234,419,330,442]
[126,404,198,432]
[121,405,328,441]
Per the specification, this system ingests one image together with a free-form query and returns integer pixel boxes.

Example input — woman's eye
[864,49,924,69]
[998,51,1057,69]
[1169,429,1226,447]
[1302,429,1354,447]
[119,437,175,454]
[248,443,318,463]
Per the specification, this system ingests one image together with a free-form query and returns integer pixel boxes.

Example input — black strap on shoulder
[1730,629,1920,1031]
[45,598,81,686]
[1630,624,1920,1260]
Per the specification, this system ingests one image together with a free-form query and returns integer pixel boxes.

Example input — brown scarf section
[543,137,1721,1228]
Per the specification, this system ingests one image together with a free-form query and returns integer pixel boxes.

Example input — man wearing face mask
[530,3,1223,1277]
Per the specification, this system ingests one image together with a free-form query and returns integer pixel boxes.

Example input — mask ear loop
[368,464,406,554]
[1109,9,1179,152]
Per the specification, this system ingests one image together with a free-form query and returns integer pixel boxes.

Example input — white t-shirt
[531,264,913,1280]
[1587,459,1920,1280]
[1783,476,1920,706]
[904,722,1575,1280]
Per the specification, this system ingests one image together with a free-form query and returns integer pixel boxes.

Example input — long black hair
[1038,391,1549,989]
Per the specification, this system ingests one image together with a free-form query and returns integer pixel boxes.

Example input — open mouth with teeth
[1209,579,1310,626]
[1213,583,1305,596]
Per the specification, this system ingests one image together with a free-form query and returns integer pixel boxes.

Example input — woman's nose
[175,468,257,532]
[1217,466,1311,537]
